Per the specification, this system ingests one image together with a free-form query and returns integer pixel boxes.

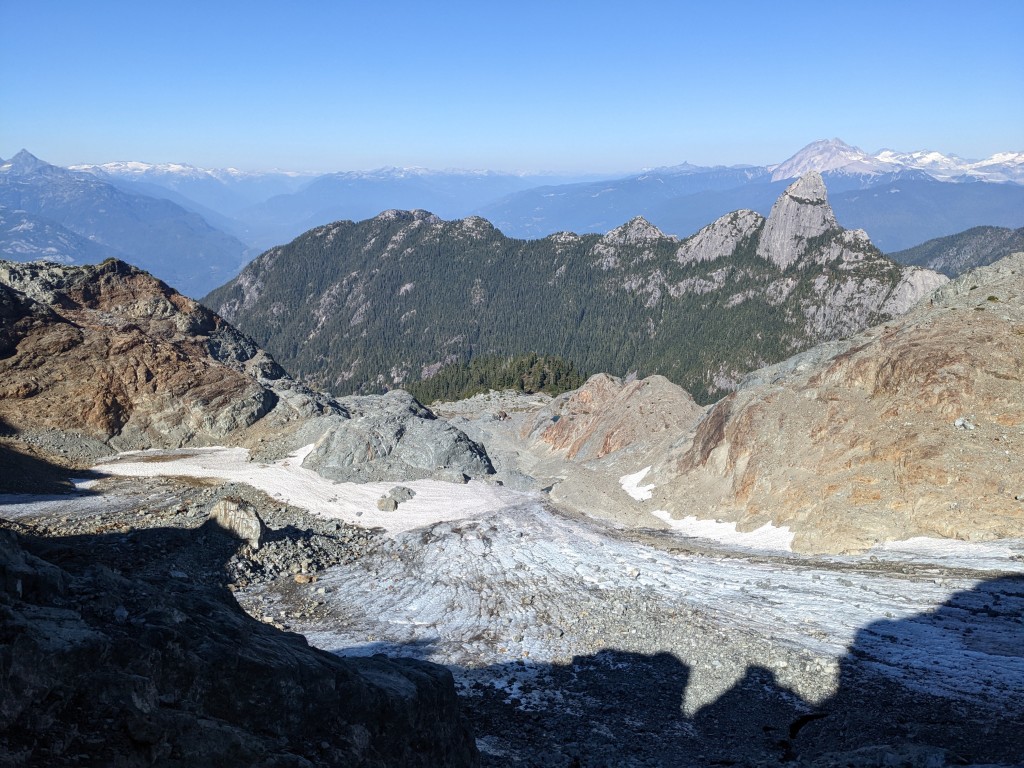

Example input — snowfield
[78,446,1024,718]
[95,445,525,534]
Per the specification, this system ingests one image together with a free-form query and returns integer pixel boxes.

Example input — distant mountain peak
[770,139,886,182]
[3,150,54,175]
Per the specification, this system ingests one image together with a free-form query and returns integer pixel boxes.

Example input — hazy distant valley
[2,137,1023,767]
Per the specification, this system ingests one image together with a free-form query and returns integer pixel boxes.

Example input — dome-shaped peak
[601,216,670,246]
[456,215,496,238]
[756,172,839,269]
[372,209,441,225]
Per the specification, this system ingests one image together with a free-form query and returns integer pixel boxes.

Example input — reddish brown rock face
[0,260,274,450]
[525,373,705,463]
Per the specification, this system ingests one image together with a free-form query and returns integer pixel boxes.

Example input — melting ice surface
[9,445,1020,716]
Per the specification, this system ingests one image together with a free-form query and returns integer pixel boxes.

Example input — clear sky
[2,0,1022,173]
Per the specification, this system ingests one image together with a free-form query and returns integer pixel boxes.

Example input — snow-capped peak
[1,149,54,175]
[69,161,312,183]
[769,140,1024,185]
[869,148,1024,183]
[770,139,890,181]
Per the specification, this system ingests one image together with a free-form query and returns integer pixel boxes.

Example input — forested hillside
[405,354,586,403]
[205,174,945,403]
[889,225,1024,276]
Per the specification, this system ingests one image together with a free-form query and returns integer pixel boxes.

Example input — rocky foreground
[3,467,1022,767]
[0,474,477,767]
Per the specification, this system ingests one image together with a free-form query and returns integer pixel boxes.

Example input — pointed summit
[783,170,830,204]
[756,172,839,269]
[2,150,53,175]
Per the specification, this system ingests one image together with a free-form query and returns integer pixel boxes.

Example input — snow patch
[619,466,654,500]
[650,510,794,552]
[95,446,526,534]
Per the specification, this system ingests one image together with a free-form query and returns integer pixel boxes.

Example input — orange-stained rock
[650,253,1024,553]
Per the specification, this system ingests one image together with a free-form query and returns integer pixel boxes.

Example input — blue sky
[2,0,1022,173]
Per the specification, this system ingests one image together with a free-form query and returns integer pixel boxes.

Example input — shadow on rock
[455,576,1024,767]
[0,417,102,496]
[0,518,478,768]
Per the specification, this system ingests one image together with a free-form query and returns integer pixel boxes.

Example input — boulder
[209,497,266,549]
[377,496,399,512]
[303,390,494,482]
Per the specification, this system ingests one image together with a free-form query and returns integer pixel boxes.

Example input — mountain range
[205,172,946,403]
[888,225,1024,276]
[2,139,1021,299]
[0,151,251,297]
[478,140,1024,249]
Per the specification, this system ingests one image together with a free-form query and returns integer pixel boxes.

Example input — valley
[6,2,1022,764]
[1,177,1022,766]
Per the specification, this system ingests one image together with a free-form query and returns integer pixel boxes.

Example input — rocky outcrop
[0,259,496,483]
[302,391,494,482]
[649,253,1024,553]
[675,210,763,265]
[598,216,671,246]
[524,374,705,464]
[0,259,335,453]
[756,172,838,269]
[0,516,478,766]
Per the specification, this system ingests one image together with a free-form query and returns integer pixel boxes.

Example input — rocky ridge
[207,173,946,403]
[0,151,250,297]
[890,224,1024,277]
